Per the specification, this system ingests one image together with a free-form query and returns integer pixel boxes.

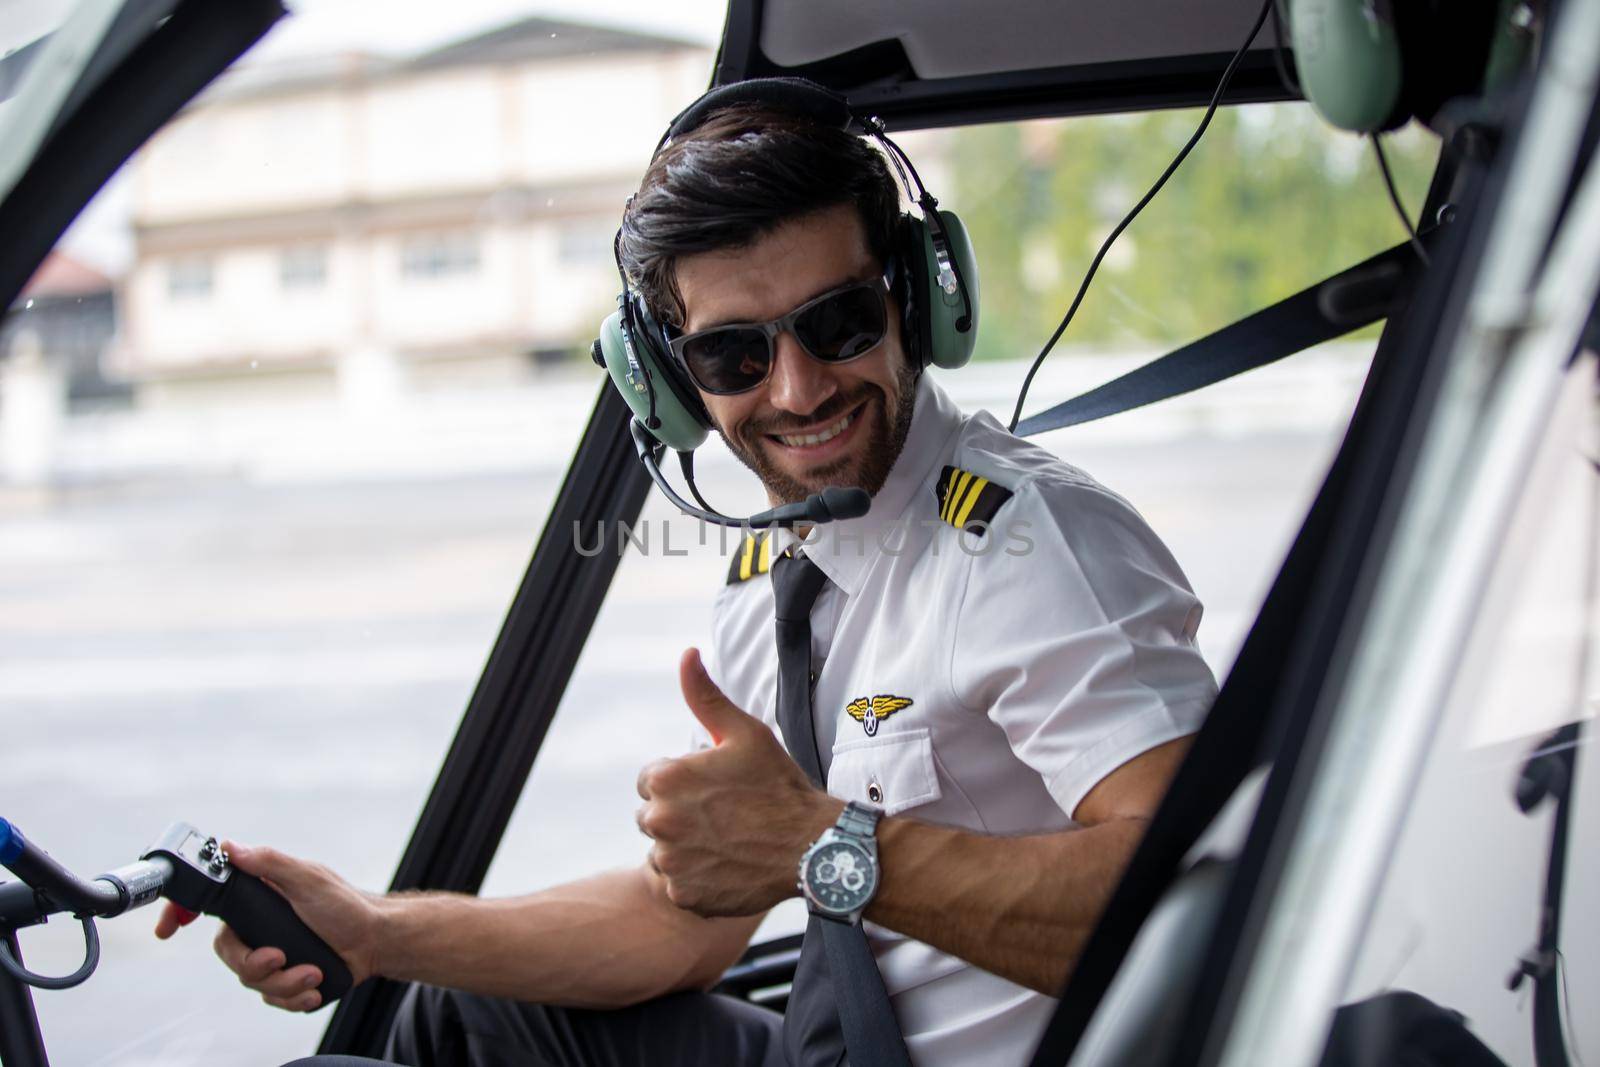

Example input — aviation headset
[1286,0,1536,133]
[594,77,980,457]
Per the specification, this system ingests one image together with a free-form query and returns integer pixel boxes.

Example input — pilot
[160,81,1217,1067]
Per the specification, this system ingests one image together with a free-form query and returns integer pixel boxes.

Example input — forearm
[866,816,1147,995]
[371,864,759,1009]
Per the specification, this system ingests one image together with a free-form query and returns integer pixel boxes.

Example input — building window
[400,232,480,279]
[167,258,213,300]
[279,245,328,290]
[557,223,615,268]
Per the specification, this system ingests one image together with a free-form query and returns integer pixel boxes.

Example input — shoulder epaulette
[934,465,1013,534]
[726,530,775,584]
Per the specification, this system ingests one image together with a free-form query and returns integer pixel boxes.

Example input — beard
[717,359,919,506]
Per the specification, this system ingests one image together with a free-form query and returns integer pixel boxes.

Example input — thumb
[680,648,755,745]
[223,841,314,897]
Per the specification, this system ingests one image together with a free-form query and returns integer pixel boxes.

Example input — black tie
[769,552,913,1067]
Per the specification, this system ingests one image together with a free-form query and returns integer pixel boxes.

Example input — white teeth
[778,410,855,448]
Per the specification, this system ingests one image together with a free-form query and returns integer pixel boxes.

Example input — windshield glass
[0,5,718,1062]
[1317,354,1599,1066]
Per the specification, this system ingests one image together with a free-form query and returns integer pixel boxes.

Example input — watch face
[803,840,877,915]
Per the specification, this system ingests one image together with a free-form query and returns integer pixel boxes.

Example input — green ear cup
[1290,0,1530,134]
[598,309,710,452]
[912,209,980,369]
[1289,0,1405,132]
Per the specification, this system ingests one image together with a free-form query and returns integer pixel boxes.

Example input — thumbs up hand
[679,647,766,747]
[634,649,843,917]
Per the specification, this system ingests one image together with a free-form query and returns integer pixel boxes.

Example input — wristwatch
[798,801,882,924]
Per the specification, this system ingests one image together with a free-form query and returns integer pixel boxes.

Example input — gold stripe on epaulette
[727,530,775,584]
[934,465,1013,534]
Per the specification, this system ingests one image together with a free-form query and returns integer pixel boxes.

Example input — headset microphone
[808,486,873,522]
[629,419,871,530]
[745,487,872,528]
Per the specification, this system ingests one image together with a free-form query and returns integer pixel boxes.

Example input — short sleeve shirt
[705,374,1217,1066]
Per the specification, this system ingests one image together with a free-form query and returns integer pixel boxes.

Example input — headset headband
[665,77,856,144]
[638,77,974,340]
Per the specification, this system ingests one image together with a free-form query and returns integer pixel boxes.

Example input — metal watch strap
[835,800,881,843]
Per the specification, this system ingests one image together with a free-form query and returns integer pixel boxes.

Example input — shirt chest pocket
[826,728,942,817]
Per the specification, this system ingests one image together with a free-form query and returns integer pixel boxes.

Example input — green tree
[948,104,1437,361]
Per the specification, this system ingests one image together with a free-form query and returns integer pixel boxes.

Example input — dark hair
[618,104,902,327]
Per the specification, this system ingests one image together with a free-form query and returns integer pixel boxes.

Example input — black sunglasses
[668,277,891,396]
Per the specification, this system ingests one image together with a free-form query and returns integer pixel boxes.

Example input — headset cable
[1372,132,1431,266]
[1008,0,1275,432]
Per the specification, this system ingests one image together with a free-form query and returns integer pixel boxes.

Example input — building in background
[0,251,123,484]
[2,251,120,402]
[119,18,709,404]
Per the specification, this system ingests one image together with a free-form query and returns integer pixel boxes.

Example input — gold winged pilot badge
[845,695,914,737]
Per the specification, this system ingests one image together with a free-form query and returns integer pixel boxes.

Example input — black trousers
[283,982,786,1067]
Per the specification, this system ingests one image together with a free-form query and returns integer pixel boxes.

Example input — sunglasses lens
[680,327,771,394]
[676,284,887,394]
[795,285,887,362]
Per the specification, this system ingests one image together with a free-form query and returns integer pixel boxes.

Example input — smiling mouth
[771,407,859,449]
[771,406,857,444]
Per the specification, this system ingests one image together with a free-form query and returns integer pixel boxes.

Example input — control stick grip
[143,824,353,1006]
[213,869,353,1004]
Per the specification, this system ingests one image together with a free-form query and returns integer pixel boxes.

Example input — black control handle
[143,823,353,1006]
[211,868,353,1004]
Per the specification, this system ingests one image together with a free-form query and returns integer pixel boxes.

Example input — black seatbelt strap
[1014,236,1434,438]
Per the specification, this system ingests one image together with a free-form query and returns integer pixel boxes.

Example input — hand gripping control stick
[143,823,353,1004]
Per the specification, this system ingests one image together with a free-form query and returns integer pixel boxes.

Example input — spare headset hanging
[592,77,982,529]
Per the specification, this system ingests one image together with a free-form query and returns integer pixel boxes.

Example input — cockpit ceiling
[757,0,1284,81]
[717,0,1292,126]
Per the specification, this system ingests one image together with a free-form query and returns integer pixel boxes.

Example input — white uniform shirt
[703,374,1217,1066]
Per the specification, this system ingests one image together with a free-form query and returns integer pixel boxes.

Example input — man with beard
[158,91,1217,1067]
